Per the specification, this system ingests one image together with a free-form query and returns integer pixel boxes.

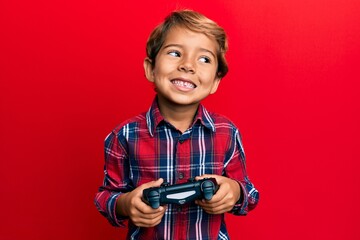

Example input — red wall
[1,0,360,239]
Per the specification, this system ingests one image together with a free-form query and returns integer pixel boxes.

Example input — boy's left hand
[195,174,241,214]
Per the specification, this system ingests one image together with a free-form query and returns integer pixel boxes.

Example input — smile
[171,79,196,89]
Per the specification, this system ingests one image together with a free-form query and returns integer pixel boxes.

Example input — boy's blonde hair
[146,10,229,78]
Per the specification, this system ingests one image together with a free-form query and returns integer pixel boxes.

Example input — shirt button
[179,172,184,179]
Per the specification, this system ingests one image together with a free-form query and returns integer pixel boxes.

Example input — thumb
[143,178,164,189]
[152,178,164,187]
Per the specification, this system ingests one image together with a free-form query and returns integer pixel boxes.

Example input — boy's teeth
[172,80,195,89]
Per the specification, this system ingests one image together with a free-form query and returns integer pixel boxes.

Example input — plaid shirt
[95,98,259,240]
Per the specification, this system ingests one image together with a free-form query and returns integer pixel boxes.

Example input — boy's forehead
[162,26,219,52]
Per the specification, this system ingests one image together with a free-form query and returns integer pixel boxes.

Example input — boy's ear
[210,77,221,94]
[144,58,154,82]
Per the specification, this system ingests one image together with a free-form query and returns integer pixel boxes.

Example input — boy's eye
[168,51,180,57]
[199,56,211,63]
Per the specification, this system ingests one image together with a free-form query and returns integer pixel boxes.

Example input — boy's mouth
[171,79,196,89]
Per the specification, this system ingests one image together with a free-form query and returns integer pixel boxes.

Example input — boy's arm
[94,131,133,227]
[196,129,259,215]
[224,129,259,215]
[94,131,166,227]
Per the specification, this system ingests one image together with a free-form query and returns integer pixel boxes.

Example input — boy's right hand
[116,178,167,227]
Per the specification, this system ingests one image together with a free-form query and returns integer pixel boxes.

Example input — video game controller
[142,178,218,209]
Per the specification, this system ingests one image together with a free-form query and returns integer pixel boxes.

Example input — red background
[1,0,360,239]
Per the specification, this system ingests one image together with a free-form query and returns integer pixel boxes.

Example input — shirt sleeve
[224,128,259,215]
[94,130,133,227]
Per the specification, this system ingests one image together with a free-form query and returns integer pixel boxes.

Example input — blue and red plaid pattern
[95,97,259,240]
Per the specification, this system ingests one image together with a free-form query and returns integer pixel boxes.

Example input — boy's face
[144,26,221,107]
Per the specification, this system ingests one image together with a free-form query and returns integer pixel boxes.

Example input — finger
[135,199,166,214]
[196,198,222,208]
[140,178,164,189]
[209,189,225,203]
[134,209,165,220]
[134,214,163,227]
[207,183,228,203]
[132,206,166,227]
[196,194,232,210]
[202,206,228,215]
[197,199,232,214]
[195,174,215,181]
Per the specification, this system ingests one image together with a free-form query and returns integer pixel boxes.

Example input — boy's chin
[160,96,201,107]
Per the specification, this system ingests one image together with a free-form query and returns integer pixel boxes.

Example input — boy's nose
[178,59,195,73]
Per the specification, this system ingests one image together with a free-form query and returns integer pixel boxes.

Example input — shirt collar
[146,97,216,137]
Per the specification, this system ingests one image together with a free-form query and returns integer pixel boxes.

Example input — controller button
[161,182,170,187]
[187,177,195,182]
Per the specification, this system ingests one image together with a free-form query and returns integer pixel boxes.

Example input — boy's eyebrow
[162,44,217,59]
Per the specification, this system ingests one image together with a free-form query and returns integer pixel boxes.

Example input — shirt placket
[173,130,192,239]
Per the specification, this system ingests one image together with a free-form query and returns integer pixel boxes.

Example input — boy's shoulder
[111,111,148,134]
[207,110,238,129]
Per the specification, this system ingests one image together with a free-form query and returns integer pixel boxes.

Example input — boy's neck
[157,97,199,133]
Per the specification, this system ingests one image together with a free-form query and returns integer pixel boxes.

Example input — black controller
[142,178,218,209]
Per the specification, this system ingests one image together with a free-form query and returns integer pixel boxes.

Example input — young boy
[95,10,259,240]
